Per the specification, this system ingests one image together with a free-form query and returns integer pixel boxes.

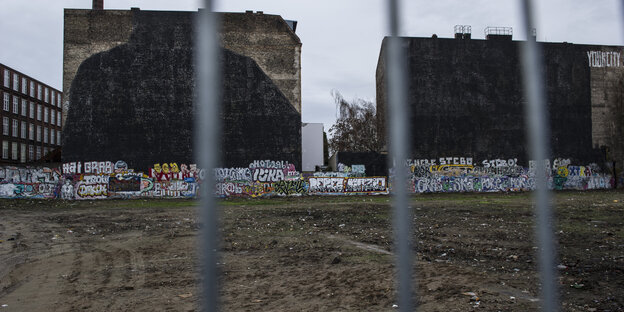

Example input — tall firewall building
[62,2,302,171]
[376,26,624,170]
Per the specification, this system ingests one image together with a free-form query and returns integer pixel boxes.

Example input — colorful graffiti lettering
[344,177,386,193]
[273,179,306,196]
[76,182,108,199]
[0,157,616,200]
[253,168,285,182]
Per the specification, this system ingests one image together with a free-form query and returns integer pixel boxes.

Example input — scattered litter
[52,234,60,240]
[178,293,192,299]
[557,264,567,270]
[252,299,262,303]
[509,296,516,301]
[392,304,398,308]
[613,200,618,203]
[571,283,585,289]
[1,304,7,308]
[508,255,518,261]
[338,224,345,228]
[462,292,477,297]
[67,229,73,234]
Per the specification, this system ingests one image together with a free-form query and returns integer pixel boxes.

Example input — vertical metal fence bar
[386,1,414,311]
[195,1,222,311]
[518,1,559,311]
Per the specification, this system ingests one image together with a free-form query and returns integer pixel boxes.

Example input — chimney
[92,0,103,10]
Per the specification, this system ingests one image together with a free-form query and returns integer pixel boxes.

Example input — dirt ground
[0,191,623,311]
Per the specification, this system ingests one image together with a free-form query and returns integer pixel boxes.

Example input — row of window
[2,92,62,126]
[1,140,51,162]
[2,68,61,107]
[2,117,61,145]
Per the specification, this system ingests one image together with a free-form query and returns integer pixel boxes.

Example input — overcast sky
[1,0,623,130]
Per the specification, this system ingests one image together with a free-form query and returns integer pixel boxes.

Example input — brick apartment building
[1,64,63,164]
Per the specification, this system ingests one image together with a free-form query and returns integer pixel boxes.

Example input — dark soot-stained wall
[377,37,603,165]
[62,11,301,171]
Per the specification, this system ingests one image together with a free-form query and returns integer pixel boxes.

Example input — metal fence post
[196,1,222,311]
[518,1,559,311]
[386,0,415,310]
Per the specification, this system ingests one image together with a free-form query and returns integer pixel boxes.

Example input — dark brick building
[376,29,624,168]
[62,5,302,170]
[0,64,63,164]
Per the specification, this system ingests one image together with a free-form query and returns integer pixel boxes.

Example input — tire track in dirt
[0,215,80,311]
[58,234,150,311]
[326,234,393,255]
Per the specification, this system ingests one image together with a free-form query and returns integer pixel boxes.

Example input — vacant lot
[0,191,623,311]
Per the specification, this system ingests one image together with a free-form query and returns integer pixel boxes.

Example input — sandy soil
[0,191,623,311]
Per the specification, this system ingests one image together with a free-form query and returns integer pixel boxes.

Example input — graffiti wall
[0,157,614,199]
[0,166,61,198]
[406,157,613,193]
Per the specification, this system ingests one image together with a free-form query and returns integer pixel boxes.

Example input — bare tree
[328,90,381,154]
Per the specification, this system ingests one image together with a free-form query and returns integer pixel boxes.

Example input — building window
[12,73,18,91]
[44,107,49,123]
[57,113,62,126]
[29,102,34,119]
[21,99,27,116]
[20,121,26,139]
[28,145,33,161]
[36,125,41,142]
[51,91,55,106]
[20,144,26,163]
[57,94,62,108]
[3,93,8,111]
[37,104,42,121]
[44,127,48,143]
[12,96,19,114]
[12,119,18,137]
[50,130,55,146]
[21,77,27,94]
[30,83,34,98]
[37,85,42,100]
[57,130,61,145]
[29,123,34,140]
[44,88,49,103]
[51,110,55,125]
[2,141,8,159]
[44,147,48,157]
[3,70,9,88]
[36,146,41,160]
[2,117,8,135]
[11,142,18,160]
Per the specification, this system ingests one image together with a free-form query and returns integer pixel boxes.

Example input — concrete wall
[301,123,324,172]
[376,37,622,168]
[62,10,301,171]
[334,151,387,177]
[63,9,134,127]
[221,12,302,113]
[588,49,624,179]
[62,9,302,127]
